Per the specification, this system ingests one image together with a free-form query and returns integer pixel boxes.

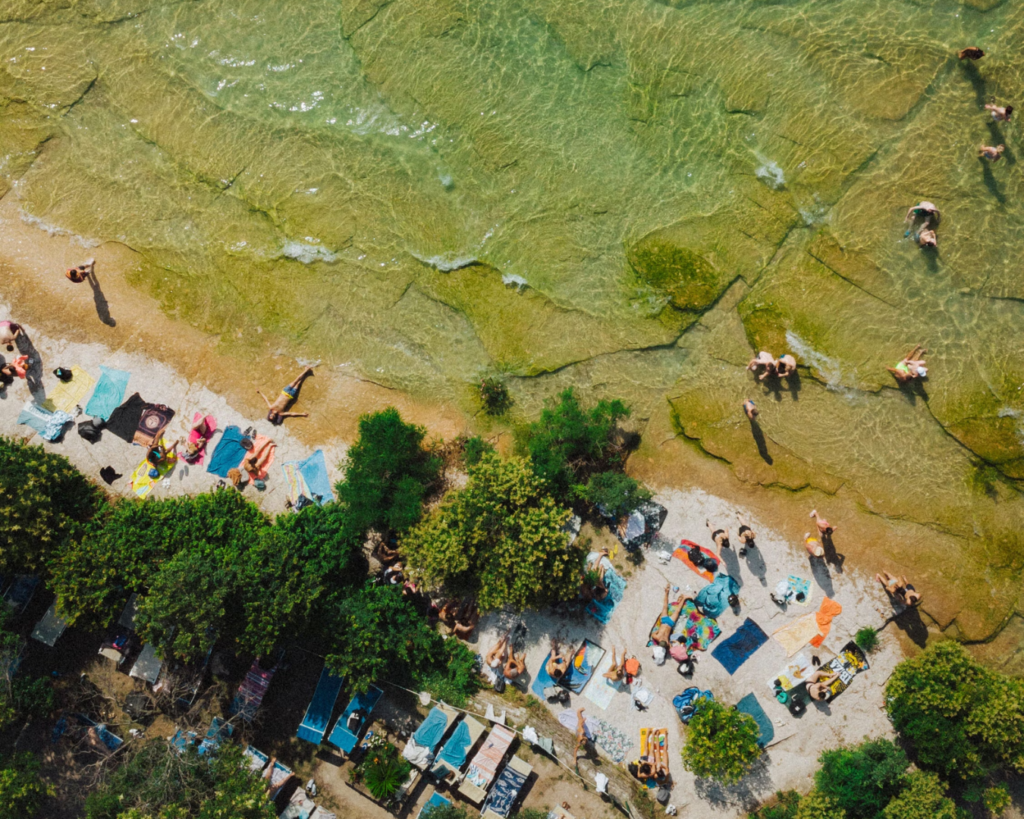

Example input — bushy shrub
[881,771,957,819]
[749,791,801,819]
[517,388,630,500]
[337,408,441,539]
[479,377,513,416]
[794,790,846,819]
[421,805,471,819]
[855,627,879,653]
[680,699,761,784]
[401,453,582,611]
[886,641,1024,782]
[0,752,53,819]
[0,437,104,575]
[815,739,908,818]
[462,436,494,468]
[580,471,652,518]
[983,784,1011,817]
[415,639,479,707]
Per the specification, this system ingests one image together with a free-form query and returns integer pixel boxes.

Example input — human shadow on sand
[890,606,929,648]
[821,533,845,574]
[749,420,772,465]
[88,269,116,327]
[694,755,775,809]
[15,331,45,401]
[742,544,768,586]
[809,555,835,598]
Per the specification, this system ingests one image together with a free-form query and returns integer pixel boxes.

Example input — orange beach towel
[810,597,842,648]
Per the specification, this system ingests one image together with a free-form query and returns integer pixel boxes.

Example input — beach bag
[77,419,103,443]
[493,675,506,694]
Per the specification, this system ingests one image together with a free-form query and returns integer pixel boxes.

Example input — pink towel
[239,434,276,481]
[185,413,217,466]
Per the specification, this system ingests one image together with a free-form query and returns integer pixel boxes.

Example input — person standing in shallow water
[985,103,1012,122]
[980,144,1005,161]
[958,47,985,60]
[743,399,758,420]
[66,258,95,283]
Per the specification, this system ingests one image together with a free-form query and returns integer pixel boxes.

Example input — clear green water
[3,0,1024,632]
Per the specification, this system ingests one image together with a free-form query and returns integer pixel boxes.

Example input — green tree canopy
[0,608,53,733]
[517,388,630,500]
[815,739,909,818]
[579,471,652,518]
[0,437,104,576]
[680,699,762,785]
[400,452,581,611]
[886,641,1024,781]
[880,772,957,819]
[324,583,477,704]
[238,503,366,656]
[84,741,274,819]
[336,408,441,541]
[793,790,846,819]
[0,752,52,819]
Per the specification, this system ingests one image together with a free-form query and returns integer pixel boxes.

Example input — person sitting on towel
[806,668,840,701]
[546,639,569,680]
[581,549,610,603]
[182,416,213,462]
[485,632,512,671]
[453,600,479,639]
[504,650,526,680]
[602,646,628,682]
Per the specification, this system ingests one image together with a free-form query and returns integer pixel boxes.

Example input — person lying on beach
[66,258,95,283]
[706,519,730,554]
[809,509,837,537]
[257,367,314,424]
[776,354,797,377]
[743,398,759,421]
[242,437,274,480]
[980,144,1005,161]
[807,668,840,701]
[547,640,569,680]
[747,351,777,381]
[581,550,610,602]
[602,647,628,682]
[573,707,588,762]
[670,636,694,676]
[651,729,670,781]
[876,571,922,606]
[504,649,526,680]
[652,585,676,657]
[485,633,511,672]
[181,416,214,463]
[905,201,939,226]
[736,513,757,556]
[985,103,1013,122]
[886,345,928,384]
[0,321,22,351]
[958,46,984,60]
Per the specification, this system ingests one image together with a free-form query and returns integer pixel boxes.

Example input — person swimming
[904,201,939,226]
[985,103,1013,122]
[979,144,1005,161]
[958,46,984,60]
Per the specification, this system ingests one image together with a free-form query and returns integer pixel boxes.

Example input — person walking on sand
[257,367,314,424]
[735,513,757,557]
[958,46,984,60]
[804,533,825,558]
[980,144,1005,161]
[809,509,838,537]
[985,103,1013,122]
[886,345,928,384]
[66,258,95,283]
[0,321,22,351]
[747,351,777,381]
[706,518,730,554]
[743,398,759,421]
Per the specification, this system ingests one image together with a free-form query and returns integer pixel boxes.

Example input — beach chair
[281,788,317,819]
[31,599,68,647]
[402,703,458,769]
[198,716,233,756]
[243,745,269,774]
[296,666,345,745]
[129,643,164,685]
[416,790,451,819]
[431,714,486,781]
[231,652,283,723]
[265,759,294,800]
[481,756,533,819]
[3,575,39,615]
[170,728,198,755]
[456,723,516,804]
[327,685,383,754]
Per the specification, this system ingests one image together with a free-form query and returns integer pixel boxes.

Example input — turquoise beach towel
[297,450,334,504]
[85,366,131,421]
[586,552,627,624]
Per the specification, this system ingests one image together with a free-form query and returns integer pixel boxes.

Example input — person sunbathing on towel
[182,416,214,462]
[582,550,610,602]
[485,633,512,672]
[573,707,588,762]
[242,437,274,480]
[876,571,922,607]
[651,729,670,781]
[806,668,839,701]
[706,519,730,554]
[652,585,675,655]
[547,639,569,680]
[504,650,526,680]
[602,646,628,682]
[257,367,314,425]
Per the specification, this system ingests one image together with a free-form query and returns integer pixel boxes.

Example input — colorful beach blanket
[736,693,774,747]
[85,366,130,420]
[297,449,334,503]
[811,597,843,648]
[583,653,624,710]
[594,718,633,763]
[586,552,626,624]
[712,618,769,675]
[207,426,247,478]
[133,403,175,448]
[561,640,605,694]
[130,438,177,498]
[672,539,717,582]
[17,403,74,441]
[530,653,556,699]
[43,366,95,414]
[676,599,722,652]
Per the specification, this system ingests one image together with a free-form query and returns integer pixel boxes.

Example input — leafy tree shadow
[693,755,776,810]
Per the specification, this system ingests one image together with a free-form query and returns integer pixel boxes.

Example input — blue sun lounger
[296,667,345,745]
[417,790,451,819]
[327,685,383,754]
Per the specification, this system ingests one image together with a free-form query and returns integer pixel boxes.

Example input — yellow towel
[772,612,822,657]
[42,366,96,413]
[130,438,178,499]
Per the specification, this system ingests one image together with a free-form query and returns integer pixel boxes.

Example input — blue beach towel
[207,426,246,477]
[85,366,130,421]
[736,693,774,747]
[561,640,605,694]
[696,574,740,618]
[437,720,472,770]
[530,653,556,699]
[413,706,449,750]
[712,618,769,675]
[586,555,627,624]
[297,449,334,504]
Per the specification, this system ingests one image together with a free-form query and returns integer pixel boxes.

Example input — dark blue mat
[711,618,768,675]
